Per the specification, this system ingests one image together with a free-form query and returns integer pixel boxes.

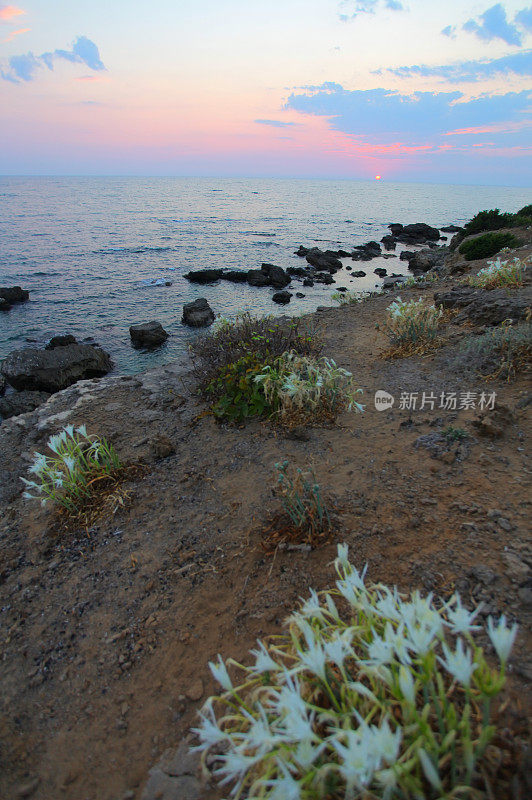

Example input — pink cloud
[2,25,29,42]
[444,120,532,136]
[74,75,105,82]
[0,5,25,22]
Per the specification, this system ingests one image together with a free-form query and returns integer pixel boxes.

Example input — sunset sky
[0,1,531,184]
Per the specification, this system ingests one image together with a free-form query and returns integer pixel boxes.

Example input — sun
[375,175,382,180]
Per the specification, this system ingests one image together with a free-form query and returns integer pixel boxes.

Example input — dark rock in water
[352,241,381,261]
[441,225,463,233]
[388,223,403,234]
[261,263,290,289]
[247,269,270,287]
[352,270,366,277]
[336,287,347,292]
[129,321,169,347]
[383,276,407,289]
[400,251,415,261]
[287,266,308,278]
[182,298,215,327]
[46,334,77,350]
[395,223,440,244]
[436,286,532,326]
[381,235,397,250]
[382,254,397,259]
[0,390,50,419]
[314,273,335,285]
[0,298,11,311]
[336,249,351,258]
[408,247,449,275]
[223,270,248,283]
[0,375,5,396]
[1,344,113,393]
[345,266,352,271]
[184,269,224,284]
[302,278,314,287]
[295,245,310,257]
[272,291,292,304]
[305,248,342,272]
[0,286,29,303]
[374,268,387,277]
[295,292,305,298]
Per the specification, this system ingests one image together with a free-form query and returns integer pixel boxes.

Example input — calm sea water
[0,177,530,374]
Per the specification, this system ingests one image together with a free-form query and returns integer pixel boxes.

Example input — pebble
[185,679,204,702]
[497,517,513,531]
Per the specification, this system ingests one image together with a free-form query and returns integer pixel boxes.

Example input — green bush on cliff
[458,232,521,262]
[463,206,532,237]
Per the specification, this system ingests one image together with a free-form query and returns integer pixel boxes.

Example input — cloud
[2,24,28,42]
[381,49,532,82]
[0,4,25,22]
[285,83,531,150]
[462,3,523,46]
[1,35,105,83]
[338,0,403,22]
[441,25,456,38]
[254,119,297,127]
[515,6,532,31]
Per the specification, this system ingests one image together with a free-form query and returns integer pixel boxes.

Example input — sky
[0,0,531,184]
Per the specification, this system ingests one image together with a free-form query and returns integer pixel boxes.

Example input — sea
[0,177,530,375]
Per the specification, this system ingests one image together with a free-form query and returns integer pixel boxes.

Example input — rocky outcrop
[45,334,77,350]
[408,247,449,275]
[304,248,343,272]
[0,390,50,419]
[389,223,441,244]
[272,290,292,304]
[0,298,11,311]
[222,270,248,283]
[247,269,270,287]
[260,263,290,289]
[381,235,397,250]
[435,285,532,326]
[129,321,169,347]
[184,269,224,284]
[352,241,381,261]
[441,225,463,233]
[374,268,387,277]
[0,286,29,303]
[1,344,113,393]
[181,298,215,327]
[0,376,5,396]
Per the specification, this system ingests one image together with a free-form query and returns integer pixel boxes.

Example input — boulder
[381,235,397,250]
[247,269,270,287]
[352,241,382,261]
[261,263,290,289]
[352,270,366,277]
[272,291,292,304]
[45,334,77,350]
[305,248,342,272]
[388,223,403,235]
[383,276,407,289]
[295,245,310,257]
[129,321,169,347]
[222,270,248,283]
[0,286,29,303]
[287,266,308,278]
[408,247,449,275]
[314,273,335,285]
[434,287,476,310]
[374,268,387,277]
[302,278,314,287]
[181,298,215,327]
[400,251,415,262]
[435,285,532,326]
[441,225,463,233]
[0,298,10,311]
[0,375,5,396]
[395,223,441,244]
[184,269,224,284]
[1,344,113,393]
[0,390,50,419]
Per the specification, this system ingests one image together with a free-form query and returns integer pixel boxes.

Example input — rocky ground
[0,237,530,800]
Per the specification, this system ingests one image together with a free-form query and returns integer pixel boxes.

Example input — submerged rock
[272,290,292,304]
[304,248,342,272]
[181,298,215,327]
[261,263,290,289]
[1,344,113,393]
[129,321,169,347]
[45,334,77,350]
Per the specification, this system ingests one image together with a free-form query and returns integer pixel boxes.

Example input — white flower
[487,615,518,665]
[76,424,88,438]
[297,640,327,681]
[438,638,477,687]
[265,759,301,800]
[300,589,324,620]
[366,627,394,666]
[404,618,440,656]
[332,726,378,788]
[64,425,75,439]
[324,630,353,668]
[398,665,416,705]
[62,455,76,474]
[446,594,482,634]
[47,434,62,454]
[208,655,233,692]
[373,719,402,765]
[213,750,260,786]
[250,641,280,674]
[335,542,350,570]
[192,704,230,749]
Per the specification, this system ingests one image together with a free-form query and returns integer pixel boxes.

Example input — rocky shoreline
[0,219,530,800]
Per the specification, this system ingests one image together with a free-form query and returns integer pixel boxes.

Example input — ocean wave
[240,231,277,237]
[93,245,176,255]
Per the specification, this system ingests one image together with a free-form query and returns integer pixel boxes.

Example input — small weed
[331,290,370,305]
[442,425,468,442]
[446,321,531,381]
[384,296,442,346]
[21,425,123,512]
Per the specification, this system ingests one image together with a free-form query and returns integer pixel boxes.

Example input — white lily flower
[324,630,353,668]
[446,594,482,634]
[208,654,233,692]
[64,424,75,439]
[76,424,88,438]
[191,704,230,749]
[265,759,301,800]
[373,719,402,765]
[250,641,280,674]
[438,638,477,687]
[487,615,518,666]
[300,589,325,620]
[398,665,416,704]
[297,640,327,681]
[47,434,62,454]
[366,628,395,666]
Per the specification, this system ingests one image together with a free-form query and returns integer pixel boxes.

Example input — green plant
[275,460,331,541]
[458,232,521,262]
[384,296,442,345]
[254,351,364,426]
[21,425,122,512]
[404,273,439,288]
[206,353,269,422]
[194,543,520,800]
[442,425,468,442]
[463,207,532,237]
[466,255,528,289]
[446,321,531,381]
[331,290,371,305]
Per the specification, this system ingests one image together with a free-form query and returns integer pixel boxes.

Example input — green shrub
[466,255,528,289]
[255,351,364,426]
[447,322,531,380]
[206,353,269,422]
[384,296,442,345]
[463,206,532,237]
[194,543,519,800]
[518,203,532,217]
[442,425,468,442]
[275,460,331,541]
[21,425,122,512]
[459,232,521,262]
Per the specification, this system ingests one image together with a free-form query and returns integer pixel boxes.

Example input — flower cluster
[467,255,528,289]
[254,351,364,426]
[194,544,518,799]
[21,425,122,511]
[384,296,442,345]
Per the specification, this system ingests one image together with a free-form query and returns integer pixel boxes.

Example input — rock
[184,269,223,284]
[388,223,403,234]
[222,270,247,283]
[14,777,40,798]
[434,286,476,309]
[0,390,50,419]
[272,290,292,304]
[305,248,342,272]
[352,270,366,277]
[0,297,11,311]
[1,344,113,393]
[287,266,308,278]
[400,251,415,262]
[295,292,305,298]
[336,287,347,292]
[141,743,206,800]
[150,434,176,460]
[394,223,441,244]
[314,273,335,285]
[181,298,215,327]
[302,278,314,287]
[374,268,387,277]
[383,276,407,289]
[352,241,381,261]
[0,375,5,396]
[441,224,463,233]
[246,269,270,287]
[502,552,529,582]
[45,334,77,350]
[408,247,449,275]
[261,263,290,289]
[185,678,204,701]
[472,404,515,438]
[381,235,396,250]
[295,245,310,257]
[453,287,532,326]
[129,321,169,347]
[0,286,29,303]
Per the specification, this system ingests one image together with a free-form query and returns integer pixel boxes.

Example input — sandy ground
[0,243,530,800]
